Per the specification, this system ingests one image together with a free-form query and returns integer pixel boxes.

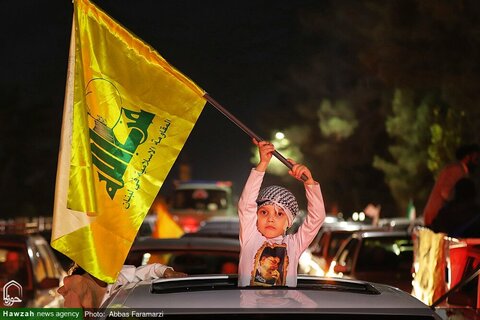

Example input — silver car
[101,274,441,319]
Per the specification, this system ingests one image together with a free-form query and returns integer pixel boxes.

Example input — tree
[356,0,480,211]
[373,89,431,212]
[254,0,480,216]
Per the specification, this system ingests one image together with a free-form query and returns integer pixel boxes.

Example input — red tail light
[179,217,200,233]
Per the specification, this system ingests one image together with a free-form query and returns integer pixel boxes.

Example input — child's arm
[238,139,274,245]
[289,161,326,251]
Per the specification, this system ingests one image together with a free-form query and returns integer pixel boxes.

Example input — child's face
[256,204,289,238]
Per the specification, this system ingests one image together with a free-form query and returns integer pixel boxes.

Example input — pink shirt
[423,162,468,226]
[238,169,325,287]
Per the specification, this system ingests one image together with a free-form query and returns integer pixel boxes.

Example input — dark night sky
[1,0,321,216]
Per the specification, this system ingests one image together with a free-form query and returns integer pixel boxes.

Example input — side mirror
[333,264,350,274]
[39,277,60,289]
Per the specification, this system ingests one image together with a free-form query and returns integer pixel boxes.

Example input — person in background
[423,144,480,227]
[58,263,187,308]
[364,203,381,226]
[238,139,325,287]
[431,178,480,238]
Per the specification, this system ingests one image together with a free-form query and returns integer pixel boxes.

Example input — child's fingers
[287,158,297,166]
[258,141,275,165]
[262,141,272,147]
[289,163,312,181]
[287,159,298,176]
[260,141,275,151]
[254,139,271,147]
[294,165,305,179]
[288,166,301,179]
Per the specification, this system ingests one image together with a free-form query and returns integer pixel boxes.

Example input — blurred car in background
[287,212,345,235]
[101,274,441,319]
[125,237,240,274]
[328,231,414,292]
[0,233,65,307]
[309,221,383,273]
[378,217,424,231]
[169,180,236,233]
[181,217,239,239]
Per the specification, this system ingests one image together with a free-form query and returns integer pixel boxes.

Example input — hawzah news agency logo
[3,280,22,306]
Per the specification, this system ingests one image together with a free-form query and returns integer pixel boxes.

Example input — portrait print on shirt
[251,242,288,286]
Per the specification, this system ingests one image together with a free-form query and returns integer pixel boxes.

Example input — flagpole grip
[204,93,308,182]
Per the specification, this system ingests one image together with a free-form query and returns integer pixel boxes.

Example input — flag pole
[204,93,307,182]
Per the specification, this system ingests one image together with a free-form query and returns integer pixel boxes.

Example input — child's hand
[288,159,315,185]
[163,268,188,278]
[253,139,275,172]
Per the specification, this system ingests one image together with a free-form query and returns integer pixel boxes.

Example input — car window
[336,238,359,271]
[328,232,354,258]
[30,242,48,284]
[173,189,228,211]
[313,233,327,255]
[36,243,57,278]
[356,237,413,273]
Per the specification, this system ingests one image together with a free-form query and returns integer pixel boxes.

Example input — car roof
[131,236,240,252]
[320,221,382,231]
[104,275,439,317]
[351,230,411,239]
[175,181,232,190]
[182,218,240,239]
[0,233,45,242]
[378,217,423,225]
[0,233,30,240]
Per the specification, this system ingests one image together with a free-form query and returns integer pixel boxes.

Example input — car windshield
[356,237,413,272]
[173,189,228,211]
[336,238,360,270]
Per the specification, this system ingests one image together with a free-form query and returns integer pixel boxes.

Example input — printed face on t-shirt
[251,243,288,286]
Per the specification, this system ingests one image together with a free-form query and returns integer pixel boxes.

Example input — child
[238,139,326,287]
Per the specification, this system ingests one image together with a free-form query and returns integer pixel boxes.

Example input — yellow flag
[51,0,206,283]
[151,199,184,239]
[411,228,447,305]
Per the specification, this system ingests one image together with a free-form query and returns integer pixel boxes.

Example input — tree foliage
[373,89,431,212]
[254,0,480,216]
[358,0,480,210]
